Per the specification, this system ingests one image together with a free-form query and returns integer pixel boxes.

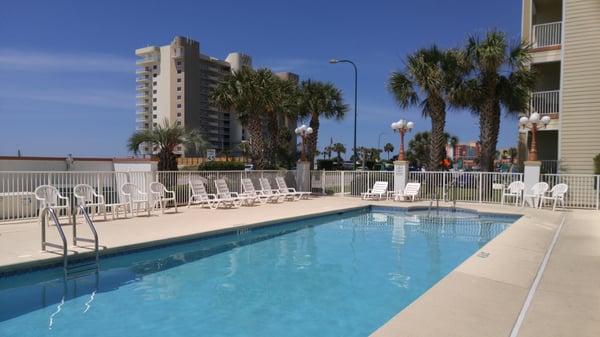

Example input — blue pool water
[0,207,516,337]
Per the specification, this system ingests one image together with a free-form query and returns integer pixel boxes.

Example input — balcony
[136,55,159,66]
[136,92,149,99]
[531,90,560,115]
[532,21,562,48]
[136,84,150,91]
[136,76,150,83]
[136,69,149,75]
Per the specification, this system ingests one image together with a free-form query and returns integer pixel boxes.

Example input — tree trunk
[306,113,320,164]
[266,111,279,168]
[479,101,501,172]
[428,97,447,171]
[158,150,178,171]
[247,117,266,169]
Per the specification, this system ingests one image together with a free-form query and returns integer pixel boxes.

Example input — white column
[296,161,311,192]
[523,161,541,207]
[394,160,409,200]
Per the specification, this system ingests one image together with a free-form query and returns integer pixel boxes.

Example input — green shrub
[198,161,246,171]
[317,159,334,170]
[594,154,600,175]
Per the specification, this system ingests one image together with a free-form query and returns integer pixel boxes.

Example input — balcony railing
[532,21,562,48]
[136,56,159,65]
[531,90,560,115]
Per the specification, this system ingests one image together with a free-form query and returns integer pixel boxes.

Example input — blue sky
[0,0,523,157]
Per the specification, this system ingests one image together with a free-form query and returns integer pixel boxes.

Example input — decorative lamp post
[295,124,313,162]
[329,58,358,169]
[519,112,551,161]
[391,119,414,161]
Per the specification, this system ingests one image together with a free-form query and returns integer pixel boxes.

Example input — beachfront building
[135,36,298,157]
[519,0,600,174]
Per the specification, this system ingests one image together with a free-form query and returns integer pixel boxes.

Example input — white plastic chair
[275,176,310,200]
[540,183,568,211]
[150,182,177,214]
[501,181,525,206]
[188,179,217,209]
[120,183,151,216]
[522,182,549,208]
[35,185,71,224]
[73,184,107,220]
[394,182,421,202]
[361,181,388,200]
[214,179,246,208]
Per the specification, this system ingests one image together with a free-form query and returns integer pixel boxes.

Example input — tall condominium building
[135,36,271,156]
[520,0,600,174]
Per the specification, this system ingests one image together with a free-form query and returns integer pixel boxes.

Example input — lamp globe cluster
[295,124,313,136]
[519,112,551,127]
[391,119,415,131]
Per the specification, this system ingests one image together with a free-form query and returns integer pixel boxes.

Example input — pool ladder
[41,206,100,278]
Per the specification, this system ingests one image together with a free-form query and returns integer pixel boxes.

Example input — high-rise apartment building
[520,0,600,174]
[135,36,296,157]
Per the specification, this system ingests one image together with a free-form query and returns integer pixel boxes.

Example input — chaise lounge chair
[241,178,277,204]
[214,179,249,208]
[275,176,311,200]
[187,179,217,209]
[361,181,388,200]
[258,178,287,202]
[393,182,421,202]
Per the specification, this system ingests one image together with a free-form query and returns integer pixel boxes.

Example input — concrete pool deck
[0,197,598,336]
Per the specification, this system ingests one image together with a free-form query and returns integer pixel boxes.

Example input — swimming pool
[0,207,517,337]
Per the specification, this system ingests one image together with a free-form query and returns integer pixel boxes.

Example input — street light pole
[330,59,357,169]
[391,119,415,161]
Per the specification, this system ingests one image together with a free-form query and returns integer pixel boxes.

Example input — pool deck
[1,196,599,336]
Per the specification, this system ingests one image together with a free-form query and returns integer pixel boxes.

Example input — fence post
[341,171,345,196]
[523,161,542,207]
[393,160,409,200]
[596,175,599,210]
[442,172,447,202]
[479,172,483,203]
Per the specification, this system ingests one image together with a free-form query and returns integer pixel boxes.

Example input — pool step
[66,261,99,279]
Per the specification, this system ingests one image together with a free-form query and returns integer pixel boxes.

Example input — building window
[153,73,157,78]
[177,146,182,151]
[176,121,181,126]
[153,90,157,94]
[177,95,182,100]
[153,81,157,86]
[144,123,149,128]
[177,69,182,74]
[177,78,181,83]
[176,61,181,66]
[153,122,157,127]
[153,114,157,119]
[153,106,157,110]
[153,65,157,70]
[176,87,181,91]
[153,98,157,102]
[177,112,181,117]
[177,103,182,108]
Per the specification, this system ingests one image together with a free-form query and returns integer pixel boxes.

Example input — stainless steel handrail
[73,205,100,265]
[40,207,68,272]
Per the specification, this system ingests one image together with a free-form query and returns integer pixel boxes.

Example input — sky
[0,0,523,158]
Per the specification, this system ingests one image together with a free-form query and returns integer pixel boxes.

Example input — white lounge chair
[73,184,107,220]
[120,183,151,216]
[394,182,421,202]
[522,182,549,208]
[540,183,568,211]
[361,181,388,200]
[214,179,247,208]
[35,185,72,224]
[187,180,217,209]
[258,178,287,202]
[501,181,525,206]
[241,178,276,204]
[275,176,311,200]
[150,182,178,214]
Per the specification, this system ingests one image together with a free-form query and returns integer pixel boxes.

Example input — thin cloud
[0,49,134,73]
[0,88,132,110]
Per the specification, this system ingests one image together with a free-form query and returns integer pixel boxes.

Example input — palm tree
[406,131,457,169]
[455,31,535,171]
[331,142,346,162]
[388,46,467,170]
[322,145,333,159]
[447,135,459,159]
[297,80,349,163]
[383,143,395,160]
[128,121,206,171]
[210,67,271,169]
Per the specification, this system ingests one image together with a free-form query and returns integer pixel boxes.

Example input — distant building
[135,36,298,157]
[447,141,480,170]
[520,0,600,174]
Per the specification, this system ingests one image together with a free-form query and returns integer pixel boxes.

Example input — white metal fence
[532,21,562,47]
[0,170,295,223]
[310,171,394,196]
[531,90,560,115]
[541,174,600,209]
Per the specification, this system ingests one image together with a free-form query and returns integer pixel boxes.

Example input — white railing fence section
[541,174,600,209]
[532,21,562,47]
[531,90,560,115]
[310,171,394,196]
